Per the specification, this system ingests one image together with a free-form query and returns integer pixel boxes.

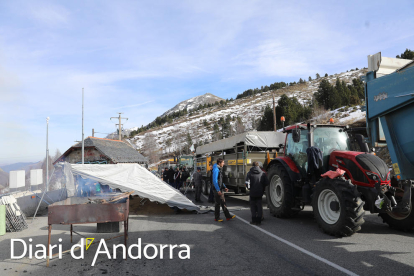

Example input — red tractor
[266,123,414,237]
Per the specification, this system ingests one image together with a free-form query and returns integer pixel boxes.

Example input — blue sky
[1,0,413,165]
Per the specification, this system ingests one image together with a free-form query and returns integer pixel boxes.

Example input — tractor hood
[329,151,390,186]
[355,153,389,181]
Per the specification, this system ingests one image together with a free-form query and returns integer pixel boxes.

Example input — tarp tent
[70,163,199,211]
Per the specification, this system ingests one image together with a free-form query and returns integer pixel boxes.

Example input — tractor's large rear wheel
[379,188,414,231]
[312,177,365,237]
[266,164,299,218]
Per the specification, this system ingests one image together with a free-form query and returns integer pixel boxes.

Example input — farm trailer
[195,131,286,195]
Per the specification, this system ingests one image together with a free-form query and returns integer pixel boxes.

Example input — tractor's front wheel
[312,177,365,237]
[379,188,414,231]
[266,164,299,218]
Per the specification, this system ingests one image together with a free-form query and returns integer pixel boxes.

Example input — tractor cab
[284,124,351,178]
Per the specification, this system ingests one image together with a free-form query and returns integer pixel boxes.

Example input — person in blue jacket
[213,158,236,222]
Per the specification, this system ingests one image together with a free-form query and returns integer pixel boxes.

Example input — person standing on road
[168,167,175,187]
[181,166,189,190]
[174,167,181,190]
[208,163,215,203]
[193,167,203,203]
[162,167,169,184]
[213,158,236,222]
[245,161,269,225]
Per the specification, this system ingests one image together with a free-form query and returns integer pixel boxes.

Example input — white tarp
[196,131,286,155]
[70,163,199,211]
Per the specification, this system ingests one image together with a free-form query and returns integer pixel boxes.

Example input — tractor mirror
[292,128,301,143]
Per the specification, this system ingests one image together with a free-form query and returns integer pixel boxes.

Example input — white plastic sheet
[70,163,199,211]
[196,131,286,155]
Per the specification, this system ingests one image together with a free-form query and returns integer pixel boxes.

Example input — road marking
[235,215,358,276]
[201,194,358,276]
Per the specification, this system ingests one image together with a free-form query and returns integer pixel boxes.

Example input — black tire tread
[266,164,299,218]
[312,177,365,237]
[379,189,414,231]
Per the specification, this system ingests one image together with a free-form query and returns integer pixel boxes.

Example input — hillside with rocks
[162,93,224,117]
[127,68,367,158]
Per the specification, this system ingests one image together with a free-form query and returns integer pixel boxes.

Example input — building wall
[64,148,113,164]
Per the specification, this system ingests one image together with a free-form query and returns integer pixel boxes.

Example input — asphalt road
[1,191,414,276]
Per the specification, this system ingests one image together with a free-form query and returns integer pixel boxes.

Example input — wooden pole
[272,92,277,131]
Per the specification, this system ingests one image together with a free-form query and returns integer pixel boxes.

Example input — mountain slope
[162,93,224,117]
[128,69,367,155]
[0,162,37,173]
[0,168,8,186]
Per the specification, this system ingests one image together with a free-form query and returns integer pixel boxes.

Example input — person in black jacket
[168,167,175,187]
[162,167,169,184]
[245,161,269,225]
[193,167,203,202]
[174,167,181,189]
[180,166,189,190]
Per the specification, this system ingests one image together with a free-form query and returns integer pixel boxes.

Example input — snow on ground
[127,68,367,154]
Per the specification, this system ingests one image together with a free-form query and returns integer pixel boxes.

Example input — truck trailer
[195,131,286,195]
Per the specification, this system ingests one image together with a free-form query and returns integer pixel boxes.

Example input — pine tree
[257,105,274,131]
[315,79,333,110]
[396,49,414,59]
[316,73,320,79]
[325,73,328,77]
[309,76,312,81]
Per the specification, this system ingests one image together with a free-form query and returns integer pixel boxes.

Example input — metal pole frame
[82,88,84,165]
[46,117,49,191]
[272,92,277,132]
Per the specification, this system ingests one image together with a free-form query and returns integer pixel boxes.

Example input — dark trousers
[195,182,202,201]
[176,181,182,190]
[214,191,231,220]
[250,196,262,224]
[208,185,214,202]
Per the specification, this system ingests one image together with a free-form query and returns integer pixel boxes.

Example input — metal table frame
[46,196,129,266]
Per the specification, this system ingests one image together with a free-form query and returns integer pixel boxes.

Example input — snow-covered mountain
[128,69,367,155]
[162,93,224,116]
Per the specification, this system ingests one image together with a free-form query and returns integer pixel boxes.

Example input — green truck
[195,131,286,194]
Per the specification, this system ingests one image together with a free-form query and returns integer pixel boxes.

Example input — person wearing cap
[193,167,203,203]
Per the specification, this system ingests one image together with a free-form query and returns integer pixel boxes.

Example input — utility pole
[111,113,128,140]
[82,88,85,165]
[92,128,94,137]
[46,117,49,191]
[272,92,277,132]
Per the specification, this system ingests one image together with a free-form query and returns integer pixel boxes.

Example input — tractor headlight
[366,171,380,181]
